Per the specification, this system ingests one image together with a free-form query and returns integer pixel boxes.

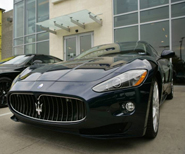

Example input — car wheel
[0,77,12,106]
[145,80,160,139]
[167,79,173,100]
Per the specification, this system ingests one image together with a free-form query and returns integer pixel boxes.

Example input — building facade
[0,8,4,60]
[1,10,13,59]
[13,0,185,85]
[13,0,50,55]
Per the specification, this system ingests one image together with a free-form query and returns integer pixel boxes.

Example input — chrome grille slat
[78,101,81,119]
[76,100,79,120]
[56,97,59,121]
[17,96,20,112]
[14,95,18,111]
[22,96,27,114]
[28,95,32,116]
[43,97,47,120]
[24,95,28,115]
[9,93,86,122]
[31,96,35,117]
[66,99,68,121]
[46,96,50,120]
[71,100,73,121]
[60,98,64,121]
[51,97,55,121]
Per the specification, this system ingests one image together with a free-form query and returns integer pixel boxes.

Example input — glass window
[37,32,49,41]
[15,0,22,3]
[114,0,138,15]
[14,38,24,46]
[171,0,182,3]
[140,0,169,9]
[150,45,160,57]
[172,18,185,85]
[37,41,49,54]
[141,21,169,53]
[13,0,50,56]
[172,2,185,18]
[33,55,55,63]
[80,35,92,53]
[140,7,169,23]
[114,26,138,43]
[114,13,138,27]
[25,44,36,54]
[25,0,36,34]
[14,2,24,38]
[25,35,35,44]
[53,57,62,63]
[14,46,24,55]
[37,0,49,32]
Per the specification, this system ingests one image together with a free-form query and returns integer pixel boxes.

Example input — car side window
[150,45,160,57]
[47,56,62,63]
[33,55,55,64]
[53,57,62,63]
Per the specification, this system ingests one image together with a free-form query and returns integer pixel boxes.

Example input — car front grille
[9,93,86,122]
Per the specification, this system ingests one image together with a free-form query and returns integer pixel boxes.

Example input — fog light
[125,102,135,112]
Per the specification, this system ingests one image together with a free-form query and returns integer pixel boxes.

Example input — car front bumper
[8,80,153,139]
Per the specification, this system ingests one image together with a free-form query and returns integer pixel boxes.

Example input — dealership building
[13,0,185,84]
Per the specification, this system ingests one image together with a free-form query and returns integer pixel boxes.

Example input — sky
[0,0,13,12]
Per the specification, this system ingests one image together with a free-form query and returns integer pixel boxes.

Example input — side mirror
[161,50,175,58]
[32,60,43,65]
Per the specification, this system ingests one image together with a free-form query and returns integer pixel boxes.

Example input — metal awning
[36,10,102,35]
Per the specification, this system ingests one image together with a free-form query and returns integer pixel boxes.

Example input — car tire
[0,77,12,106]
[145,79,160,139]
[167,79,173,100]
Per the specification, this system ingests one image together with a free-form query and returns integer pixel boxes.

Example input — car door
[151,46,172,93]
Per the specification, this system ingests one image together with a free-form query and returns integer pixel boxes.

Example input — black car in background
[0,56,15,64]
[0,54,62,106]
[8,41,174,139]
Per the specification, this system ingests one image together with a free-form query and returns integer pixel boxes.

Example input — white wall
[49,0,113,60]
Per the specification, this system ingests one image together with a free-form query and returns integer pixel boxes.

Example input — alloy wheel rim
[0,81,11,104]
[152,82,160,133]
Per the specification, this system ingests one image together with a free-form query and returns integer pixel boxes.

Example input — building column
[0,8,5,60]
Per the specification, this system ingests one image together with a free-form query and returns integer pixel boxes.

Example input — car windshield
[3,55,33,65]
[75,42,148,59]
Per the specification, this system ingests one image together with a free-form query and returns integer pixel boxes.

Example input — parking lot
[0,86,185,154]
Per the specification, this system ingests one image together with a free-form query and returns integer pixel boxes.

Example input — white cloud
[0,0,13,12]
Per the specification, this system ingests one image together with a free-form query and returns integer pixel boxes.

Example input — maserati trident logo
[35,101,43,116]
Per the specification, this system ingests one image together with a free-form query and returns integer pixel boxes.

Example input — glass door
[64,36,77,61]
[64,32,93,60]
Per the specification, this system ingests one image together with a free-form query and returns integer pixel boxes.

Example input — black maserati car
[0,54,62,106]
[7,41,174,139]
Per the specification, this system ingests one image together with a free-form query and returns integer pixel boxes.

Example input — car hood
[19,56,150,82]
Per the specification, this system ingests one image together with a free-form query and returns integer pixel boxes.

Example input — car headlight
[11,74,20,88]
[92,70,147,92]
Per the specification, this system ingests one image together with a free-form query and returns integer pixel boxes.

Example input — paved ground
[0,86,185,154]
